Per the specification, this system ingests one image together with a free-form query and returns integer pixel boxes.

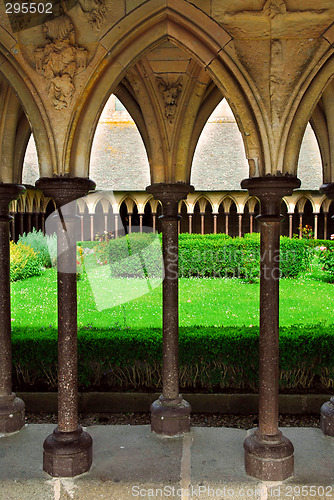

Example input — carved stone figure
[156,77,183,123]
[35,15,87,110]
[78,0,106,30]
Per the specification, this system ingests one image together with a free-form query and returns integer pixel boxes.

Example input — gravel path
[25,412,321,429]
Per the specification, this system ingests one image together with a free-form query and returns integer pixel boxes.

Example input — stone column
[213,213,218,234]
[238,213,243,238]
[241,175,300,481]
[139,214,143,233]
[298,213,303,239]
[314,213,319,240]
[188,214,192,234]
[200,212,205,235]
[288,213,293,239]
[324,212,328,240]
[10,212,15,241]
[152,213,156,232]
[249,212,254,234]
[104,214,108,233]
[26,212,32,233]
[128,213,132,234]
[41,213,46,235]
[19,212,24,236]
[90,214,94,241]
[225,213,229,235]
[319,184,334,435]
[146,183,193,436]
[80,215,84,241]
[34,213,39,231]
[36,177,95,477]
[114,214,118,238]
[0,184,26,433]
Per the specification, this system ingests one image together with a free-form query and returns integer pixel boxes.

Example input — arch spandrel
[68,0,264,182]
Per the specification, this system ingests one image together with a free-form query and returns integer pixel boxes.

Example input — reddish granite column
[319,184,334,435]
[324,212,328,240]
[188,214,192,234]
[225,213,229,235]
[213,213,218,234]
[241,175,300,481]
[36,177,95,477]
[249,212,254,234]
[146,183,193,436]
[288,213,293,239]
[0,184,26,433]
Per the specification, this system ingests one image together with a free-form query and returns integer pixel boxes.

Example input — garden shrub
[10,241,43,281]
[319,246,334,282]
[108,233,163,278]
[11,324,334,392]
[103,233,312,281]
[18,228,57,267]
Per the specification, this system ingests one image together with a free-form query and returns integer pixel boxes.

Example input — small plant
[294,224,314,239]
[18,228,57,267]
[10,241,43,281]
[94,231,114,265]
[319,246,334,282]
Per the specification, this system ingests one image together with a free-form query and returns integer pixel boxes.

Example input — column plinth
[241,175,300,481]
[0,184,26,434]
[146,183,193,436]
[36,177,95,477]
[320,183,334,434]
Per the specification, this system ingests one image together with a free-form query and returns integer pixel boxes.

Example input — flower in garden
[331,234,334,240]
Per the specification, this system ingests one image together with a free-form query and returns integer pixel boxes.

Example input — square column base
[150,396,191,436]
[0,393,25,434]
[244,429,294,481]
[43,426,93,477]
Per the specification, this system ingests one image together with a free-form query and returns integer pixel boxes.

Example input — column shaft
[57,221,78,432]
[249,213,254,234]
[200,213,205,235]
[324,213,328,240]
[288,214,293,239]
[152,213,156,232]
[258,221,280,436]
[225,213,229,235]
[0,184,26,433]
[161,213,179,400]
[213,214,217,234]
[188,214,192,234]
[238,214,242,238]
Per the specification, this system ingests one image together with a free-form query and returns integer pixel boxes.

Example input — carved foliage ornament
[156,76,183,123]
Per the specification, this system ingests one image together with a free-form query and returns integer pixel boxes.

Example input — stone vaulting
[1,0,334,482]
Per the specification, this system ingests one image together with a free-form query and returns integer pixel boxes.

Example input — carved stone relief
[78,0,106,30]
[34,15,87,110]
[156,76,183,123]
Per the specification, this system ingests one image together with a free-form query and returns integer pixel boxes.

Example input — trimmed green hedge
[105,233,312,281]
[12,324,334,392]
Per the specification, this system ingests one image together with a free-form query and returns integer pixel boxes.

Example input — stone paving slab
[0,425,334,499]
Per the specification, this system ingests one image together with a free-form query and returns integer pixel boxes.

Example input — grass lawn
[10,266,334,329]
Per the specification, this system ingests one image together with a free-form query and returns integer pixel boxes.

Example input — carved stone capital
[0,184,26,217]
[36,177,95,208]
[146,183,194,217]
[241,175,300,221]
[320,183,334,200]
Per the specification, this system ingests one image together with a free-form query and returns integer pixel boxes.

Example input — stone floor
[0,425,334,499]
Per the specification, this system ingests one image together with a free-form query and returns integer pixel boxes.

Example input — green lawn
[10,267,334,328]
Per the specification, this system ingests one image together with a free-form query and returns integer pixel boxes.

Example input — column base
[0,393,25,433]
[43,426,92,477]
[244,429,294,481]
[150,395,191,436]
[320,397,334,436]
